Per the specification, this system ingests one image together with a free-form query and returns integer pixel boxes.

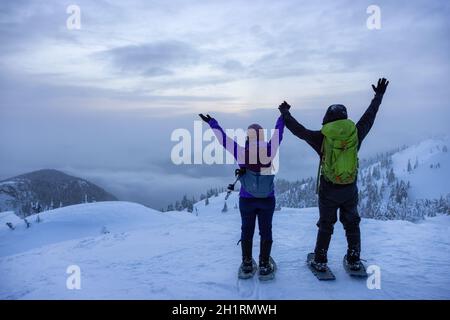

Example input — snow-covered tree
[221,202,228,213]
[387,168,395,185]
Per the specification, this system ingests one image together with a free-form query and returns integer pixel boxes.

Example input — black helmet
[322,104,348,125]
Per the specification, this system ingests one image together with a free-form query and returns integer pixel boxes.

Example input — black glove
[278,101,291,115]
[199,113,213,123]
[372,78,389,95]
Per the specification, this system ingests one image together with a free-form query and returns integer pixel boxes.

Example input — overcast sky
[0,0,449,209]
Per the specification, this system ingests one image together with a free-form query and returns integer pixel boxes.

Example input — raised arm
[199,114,245,163]
[278,101,323,155]
[266,115,285,158]
[356,78,389,146]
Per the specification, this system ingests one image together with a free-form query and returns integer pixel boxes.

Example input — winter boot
[311,230,332,272]
[345,248,362,271]
[259,240,275,278]
[345,230,362,271]
[311,248,328,272]
[239,240,255,276]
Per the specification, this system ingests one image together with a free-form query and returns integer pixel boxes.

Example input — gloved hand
[278,101,291,115]
[372,78,389,95]
[199,114,213,123]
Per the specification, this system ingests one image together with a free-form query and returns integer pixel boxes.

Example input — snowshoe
[306,253,335,281]
[343,255,368,278]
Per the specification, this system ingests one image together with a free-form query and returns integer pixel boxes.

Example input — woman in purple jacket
[199,113,284,280]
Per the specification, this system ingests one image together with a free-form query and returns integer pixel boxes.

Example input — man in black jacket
[278,78,389,271]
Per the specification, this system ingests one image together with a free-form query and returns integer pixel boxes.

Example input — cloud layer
[1,0,449,208]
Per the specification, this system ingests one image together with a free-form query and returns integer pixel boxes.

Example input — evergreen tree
[187,202,193,213]
[387,168,395,185]
[181,195,189,209]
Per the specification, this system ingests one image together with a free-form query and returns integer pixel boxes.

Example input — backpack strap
[315,139,325,194]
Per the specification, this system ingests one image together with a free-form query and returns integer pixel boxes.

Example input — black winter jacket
[282,93,384,156]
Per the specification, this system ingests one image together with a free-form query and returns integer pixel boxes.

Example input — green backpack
[319,119,359,185]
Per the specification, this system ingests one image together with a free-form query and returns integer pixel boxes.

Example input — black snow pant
[314,176,361,263]
[239,197,275,242]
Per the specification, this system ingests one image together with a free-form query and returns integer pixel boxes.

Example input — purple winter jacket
[208,116,285,198]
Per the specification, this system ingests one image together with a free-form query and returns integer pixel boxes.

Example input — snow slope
[0,211,22,231]
[391,137,450,200]
[0,195,449,300]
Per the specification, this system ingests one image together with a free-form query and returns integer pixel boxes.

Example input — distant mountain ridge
[0,169,117,216]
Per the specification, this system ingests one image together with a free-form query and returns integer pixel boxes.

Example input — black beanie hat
[322,104,348,125]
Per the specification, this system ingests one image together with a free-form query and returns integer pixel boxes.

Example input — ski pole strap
[229,176,239,191]
[235,167,246,177]
[225,176,239,200]
[225,168,245,200]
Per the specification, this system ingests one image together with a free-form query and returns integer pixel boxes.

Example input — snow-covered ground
[1,192,449,300]
[391,137,450,200]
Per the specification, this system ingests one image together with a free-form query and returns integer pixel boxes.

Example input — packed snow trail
[0,196,449,299]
